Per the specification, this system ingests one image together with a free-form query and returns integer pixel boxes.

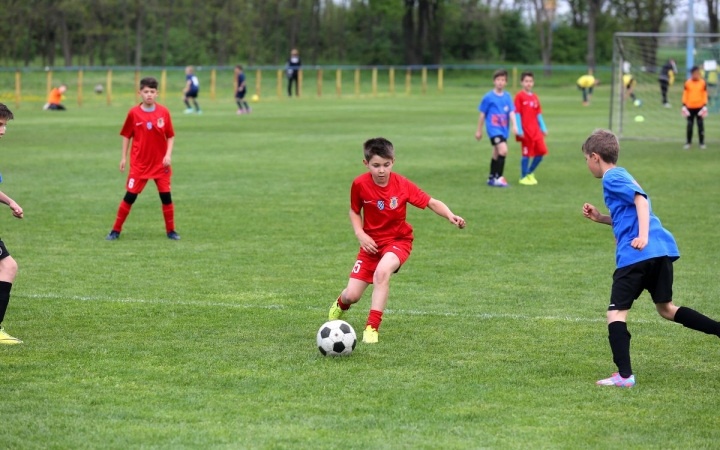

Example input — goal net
[610,32,720,142]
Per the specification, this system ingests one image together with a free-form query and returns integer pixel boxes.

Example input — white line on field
[19,292,661,324]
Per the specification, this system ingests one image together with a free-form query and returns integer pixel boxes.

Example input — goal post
[610,32,720,142]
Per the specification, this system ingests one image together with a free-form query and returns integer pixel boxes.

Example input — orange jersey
[47,88,62,105]
[682,78,707,109]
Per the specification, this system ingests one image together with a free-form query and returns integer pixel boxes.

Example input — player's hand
[682,106,690,117]
[162,155,171,167]
[449,215,466,229]
[542,130,548,137]
[475,131,482,141]
[582,203,601,222]
[513,127,522,139]
[630,236,647,250]
[357,233,378,254]
[9,202,23,219]
[700,107,708,118]
[119,158,126,172]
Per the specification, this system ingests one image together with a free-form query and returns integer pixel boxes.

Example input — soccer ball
[634,115,645,122]
[634,99,642,107]
[251,94,259,102]
[94,84,104,94]
[317,320,356,356]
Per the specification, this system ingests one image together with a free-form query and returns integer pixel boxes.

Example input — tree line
[0,0,714,69]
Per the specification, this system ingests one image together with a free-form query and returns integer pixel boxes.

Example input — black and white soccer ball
[317,320,356,356]
[94,84,104,94]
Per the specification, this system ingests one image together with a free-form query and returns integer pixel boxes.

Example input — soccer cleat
[527,173,538,185]
[663,103,672,108]
[582,101,589,106]
[700,144,707,149]
[184,108,194,114]
[519,176,533,185]
[683,143,691,150]
[486,177,496,186]
[196,110,202,115]
[362,325,379,344]
[328,300,346,321]
[246,108,252,114]
[0,326,23,345]
[105,230,120,241]
[167,231,181,240]
[493,176,510,188]
[237,109,244,115]
[596,372,635,387]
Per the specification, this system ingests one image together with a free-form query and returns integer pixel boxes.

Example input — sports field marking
[19,292,663,324]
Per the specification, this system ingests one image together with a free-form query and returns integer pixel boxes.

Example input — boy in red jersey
[514,72,548,185]
[106,77,179,241]
[328,138,466,343]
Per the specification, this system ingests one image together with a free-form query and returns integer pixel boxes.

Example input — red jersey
[120,104,175,179]
[350,172,431,245]
[514,90,543,141]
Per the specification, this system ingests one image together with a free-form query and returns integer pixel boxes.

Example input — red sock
[366,309,383,330]
[112,200,133,232]
[337,295,350,310]
[162,203,175,233]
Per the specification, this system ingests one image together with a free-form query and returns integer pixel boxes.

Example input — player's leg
[519,140,533,184]
[660,80,669,105]
[527,139,547,184]
[492,139,509,186]
[0,243,21,344]
[236,96,244,114]
[363,251,402,343]
[287,76,293,97]
[183,95,192,112]
[685,110,697,147]
[107,178,145,240]
[329,251,376,320]
[156,175,179,240]
[697,114,705,147]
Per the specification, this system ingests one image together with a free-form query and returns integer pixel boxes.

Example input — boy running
[106,77,180,241]
[475,69,521,187]
[582,129,720,387]
[183,66,201,114]
[328,138,466,343]
[514,72,548,185]
[0,103,25,344]
[681,66,708,149]
[234,65,251,115]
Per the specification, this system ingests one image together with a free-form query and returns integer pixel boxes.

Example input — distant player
[576,74,600,106]
[0,103,25,345]
[183,66,201,114]
[681,66,708,150]
[623,73,637,103]
[286,49,301,97]
[582,129,720,387]
[328,138,466,343]
[514,72,548,185]
[43,84,67,111]
[475,69,521,187]
[234,65,251,115]
[106,77,180,241]
[658,58,678,107]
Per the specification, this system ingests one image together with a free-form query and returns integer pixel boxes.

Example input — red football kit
[120,103,175,193]
[514,91,548,157]
[349,172,431,283]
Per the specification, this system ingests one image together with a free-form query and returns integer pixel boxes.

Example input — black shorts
[489,135,507,146]
[609,256,674,310]
[0,239,11,260]
[185,90,199,98]
[235,89,246,99]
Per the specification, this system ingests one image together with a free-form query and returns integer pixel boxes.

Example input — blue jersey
[237,73,246,91]
[479,91,515,139]
[187,74,199,92]
[603,167,679,268]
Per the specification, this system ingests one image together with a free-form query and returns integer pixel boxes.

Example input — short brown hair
[493,69,508,80]
[582,129,619,164]
[139,77,158,90]
[0,103,14,121]
[521,71,534,81]
[363,137,395,161]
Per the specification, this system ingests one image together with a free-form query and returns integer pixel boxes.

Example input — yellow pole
[438,67,443,94]
[405,68,411,95]
[210,69,216,101]
[336,69,342,98]
[317,68,322,97]
[106,70,112,106]
[46,70,53,97]
[354,68,360,96]
[277,69,282,98]
[372,68,378,97]
[421,67,427,94]
[134,70,140,104]
[14,71,20,108]
[160,69,167,103]
[389,68,395,95]
[512,67,518,91]
[78,70,83,106]
[298,70,303,97]
[256,69,261,97]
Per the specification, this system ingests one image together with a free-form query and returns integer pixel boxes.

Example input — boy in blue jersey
[234,65,251,115]
[183,66,201,114]
[582,129,720,388]
[475,69,521,187]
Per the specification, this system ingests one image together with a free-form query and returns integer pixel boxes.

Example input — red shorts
[126,172,171,194]
[349,239,413,284]
[520,137,548,158]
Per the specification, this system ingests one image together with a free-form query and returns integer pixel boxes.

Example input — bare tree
[530,0,555,75]
[706,0,719,40]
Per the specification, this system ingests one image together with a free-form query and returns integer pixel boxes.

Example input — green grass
[1,83,719,449]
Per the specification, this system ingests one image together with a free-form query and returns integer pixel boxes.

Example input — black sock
[184,100,191,109]
[236,100,243,109]
[608,321,632,378]
[243,101,250,110]
[496,155,506,178]
[489,158,498,179]
[0,281,13,325]
[674,306,720,337]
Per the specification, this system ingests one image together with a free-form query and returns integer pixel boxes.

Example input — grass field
[1,82,720,449]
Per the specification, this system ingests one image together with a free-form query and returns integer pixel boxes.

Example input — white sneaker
[683,144,691,150]
[663,103,672,108]
[700,144,707,149]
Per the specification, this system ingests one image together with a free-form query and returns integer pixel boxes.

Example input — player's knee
[372,269,392,286]
[656,302,678,320]
[343,289,363,304]
[159,192,172,205]
[123,192,138,205]
[0,256,18,279]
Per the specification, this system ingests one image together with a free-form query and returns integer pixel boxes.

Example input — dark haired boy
[582,129,720,387]
[475,69,521,187]
[106,77,180,241]
[514,72,548,185]
[681,66,708,149]
[328,138,466,343]
[234,65,251,115]
[0,103,25,344]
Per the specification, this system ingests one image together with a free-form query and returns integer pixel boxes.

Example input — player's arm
[427,198,465,229]
[349,209,377,254]
[120,136,131,172]
[511,112,522,138]
[163,137,174,167]
[475,112,485,140]
[239,79,246,91]
[0,190,23,219]
[183,79,191,94]
[582,203,611,225]
[631,194,649,250]
[537,114,548,136]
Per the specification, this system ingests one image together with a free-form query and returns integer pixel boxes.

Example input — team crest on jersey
[146,122,153,130]
[157,117,165,128]
[389,197,398,210]
[503,106,509,112]
[377,200,385,210]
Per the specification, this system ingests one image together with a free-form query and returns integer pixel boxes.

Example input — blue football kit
[478,91,515,139]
